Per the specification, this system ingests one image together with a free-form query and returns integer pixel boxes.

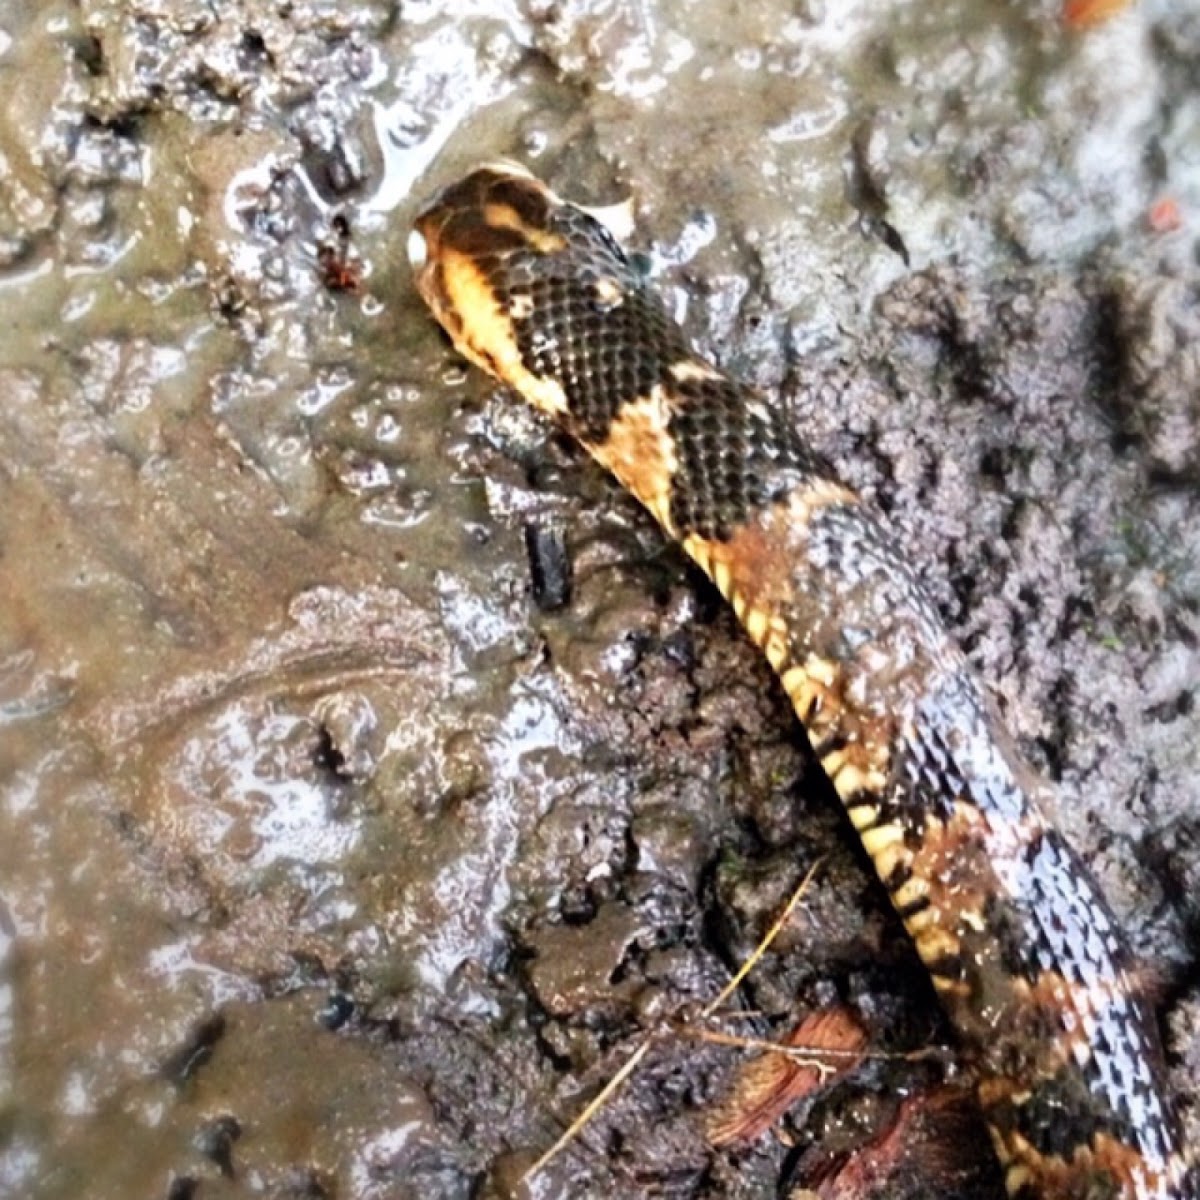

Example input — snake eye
[406,229,427,268]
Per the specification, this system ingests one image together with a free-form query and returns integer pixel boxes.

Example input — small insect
[316,213,362,293]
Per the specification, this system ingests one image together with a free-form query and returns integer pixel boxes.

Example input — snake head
[407,163,581,401]
[408,163,564,329]
[407,163,639,422]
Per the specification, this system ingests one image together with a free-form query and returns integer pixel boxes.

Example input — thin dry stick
[521,858,824,1183]
[680,1026,862,1066]
[700,857,824,1021]
[523,1039,653,1181]
[679,1025,953,1068]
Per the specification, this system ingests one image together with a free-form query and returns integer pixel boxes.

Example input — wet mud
[0,2,1198,1198]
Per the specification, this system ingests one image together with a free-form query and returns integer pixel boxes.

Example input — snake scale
[407,163,1195,1200]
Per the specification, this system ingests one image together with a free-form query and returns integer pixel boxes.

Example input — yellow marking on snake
[763,629,790,671]
[863,767,889,791]
[821,747,850,777]
[932,975,969,999]
[1004,1165,1033,1197]
[482,201,566,254]
[669,358,724,382]
[682,534,712,574]
[892,877,929,910]
[781,667,823,720]
[712,559,733,597]
[417,246,570,419]
[916,926,962,965]
[861,822,904,858]
[589,386,679,535]
[833,763,868,800]
[872,840,913,884]
[849,804,880,831]
[594,277,624,308]
[784,478,860,526]
[744,606,770,645]
[780,665,809,694]
[804,654,839,687]
[905,906,937,934]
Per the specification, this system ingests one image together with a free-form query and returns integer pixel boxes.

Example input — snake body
[408,164,1194,1200]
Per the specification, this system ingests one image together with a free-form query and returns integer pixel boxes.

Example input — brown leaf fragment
[707,1007,867,1148]
[792,1085,1003,1200]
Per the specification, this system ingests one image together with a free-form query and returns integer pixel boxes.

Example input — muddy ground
[0,1,1198,1198]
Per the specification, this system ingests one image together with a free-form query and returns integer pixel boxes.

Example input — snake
[407,162,1195,1200]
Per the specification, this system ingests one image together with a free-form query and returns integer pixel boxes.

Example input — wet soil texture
[0,2,1198,1198]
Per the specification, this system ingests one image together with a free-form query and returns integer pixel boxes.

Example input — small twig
[678,1026,857,1073]
[522,1039,654,1182]
[680,1024,952,1068]
[700,858,824,1021]
[521,859,824,1183]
